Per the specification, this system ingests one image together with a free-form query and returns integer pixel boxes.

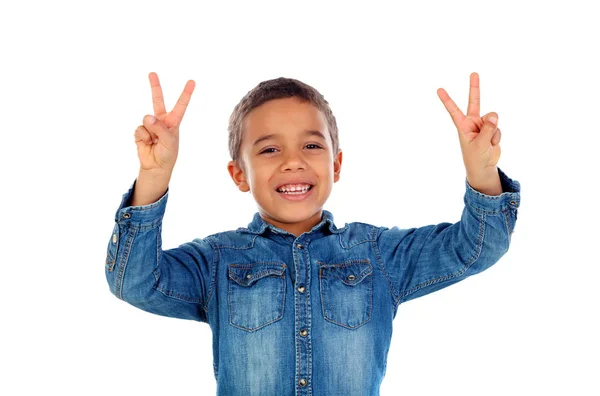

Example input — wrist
[466,167,502,196]
[131,169,172,207]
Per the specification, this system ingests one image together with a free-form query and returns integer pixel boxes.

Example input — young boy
[105,72,520,395]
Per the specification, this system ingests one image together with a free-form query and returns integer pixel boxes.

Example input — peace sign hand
[437,72,502,181]
[134,72,196,173]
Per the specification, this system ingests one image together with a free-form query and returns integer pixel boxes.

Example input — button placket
[294,239,311,394]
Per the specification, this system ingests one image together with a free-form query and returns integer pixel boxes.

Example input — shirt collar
[237,209,345,236]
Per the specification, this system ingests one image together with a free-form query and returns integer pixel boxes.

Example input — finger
[466,72,480,117]
[477,112,499,145]
[149,72,167,118]
[134,125,157,145]
[492,127,501,146]
[437,87,465,128]
[143,115,166,143]
[168,79,196,127]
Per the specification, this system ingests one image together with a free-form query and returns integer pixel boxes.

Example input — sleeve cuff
[114,178,169,226]
[464,167,520,214]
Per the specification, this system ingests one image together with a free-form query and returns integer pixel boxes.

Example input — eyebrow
[252,130,327,148]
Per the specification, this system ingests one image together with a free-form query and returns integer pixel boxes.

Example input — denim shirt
[105,168,520,396]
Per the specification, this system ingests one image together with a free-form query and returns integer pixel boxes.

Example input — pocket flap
[228,262,286,287]
[321,260,372,286]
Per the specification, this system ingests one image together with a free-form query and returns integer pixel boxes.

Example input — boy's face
[227,96,342,236]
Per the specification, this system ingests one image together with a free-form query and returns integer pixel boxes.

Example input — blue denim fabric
[105,168,520,396]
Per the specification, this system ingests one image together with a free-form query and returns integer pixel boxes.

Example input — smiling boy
[106,72,520,395]
[227,94,342,236]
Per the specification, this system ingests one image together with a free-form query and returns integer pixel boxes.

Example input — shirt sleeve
[105,178,215,322]
[374,167,520,308]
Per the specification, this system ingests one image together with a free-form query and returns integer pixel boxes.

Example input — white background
[1,0,598,395]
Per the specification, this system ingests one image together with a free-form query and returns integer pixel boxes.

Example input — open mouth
[276,184,313,195]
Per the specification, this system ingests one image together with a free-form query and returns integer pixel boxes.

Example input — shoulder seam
[203,236,219,314]
[371,226,401,308]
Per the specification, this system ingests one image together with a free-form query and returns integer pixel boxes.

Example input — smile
[277,185,314,201]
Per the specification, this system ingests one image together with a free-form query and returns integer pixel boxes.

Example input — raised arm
[376,167,520,308]
[105,73,213,322]
[376,73,521,309]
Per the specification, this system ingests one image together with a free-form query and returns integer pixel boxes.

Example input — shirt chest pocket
[318,259,373,329]
[227,262,287,332]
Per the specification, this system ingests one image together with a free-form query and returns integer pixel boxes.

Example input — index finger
[466,72,480,117]
[168,79,196,127]
[148,72,167,117]
[437,87,465,128]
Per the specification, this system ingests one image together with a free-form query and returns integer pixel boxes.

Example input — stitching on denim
[468,204,503,216]
[502,208,512,249]
[319,269,372,330]
[318,259,373,329]
[149,225,209,309]
[399,211,486,302]
[106,224,118,268]
[203,237,219,314]
[303,244,312,393]
[211,233,258,250]
[227,263,286,332]
[154,286,204,303]
[152,225,161,285]
[316,258,370,268]
[155,223,162,272]
[119,217,162,232]
[464,211,486,268]
[137,220,162,232]
[229,267,286,286]
[337,223,375,248]
[115,227,137,300]
[227,281,285,332]
[294,244,301,393]
[372,227,402,307]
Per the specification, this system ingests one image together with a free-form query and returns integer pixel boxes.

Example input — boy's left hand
[437,72,503,195]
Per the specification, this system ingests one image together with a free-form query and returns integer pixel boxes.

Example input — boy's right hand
[134,72,196,174]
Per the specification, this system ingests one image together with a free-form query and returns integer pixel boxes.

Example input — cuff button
[122,213,131,219]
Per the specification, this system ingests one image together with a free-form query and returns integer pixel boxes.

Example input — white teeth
[278,184,312,193]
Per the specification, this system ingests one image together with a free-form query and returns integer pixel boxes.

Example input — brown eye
[260,148,277,154]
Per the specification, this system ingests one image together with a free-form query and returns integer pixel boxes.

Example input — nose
[280,150,307,172]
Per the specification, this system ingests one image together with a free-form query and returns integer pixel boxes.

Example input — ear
[333,150,343,183]
[227,160,250,192]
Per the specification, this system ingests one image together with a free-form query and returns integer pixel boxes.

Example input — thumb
[477,112,498,145]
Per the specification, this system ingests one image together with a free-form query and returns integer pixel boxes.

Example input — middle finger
[466,72,480,118]
[149,72,167,117]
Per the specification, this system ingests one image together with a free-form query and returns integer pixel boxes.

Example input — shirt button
[297,286,306,293]
[122,213,131,219]
[246,274,252,279]
[296,243,303,249]
[347,274,356,281]
[299,378,307,387]
[112,234,117,244]
[300,329,308,337]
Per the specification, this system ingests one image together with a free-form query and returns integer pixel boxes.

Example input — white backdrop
[2,0,598,395]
